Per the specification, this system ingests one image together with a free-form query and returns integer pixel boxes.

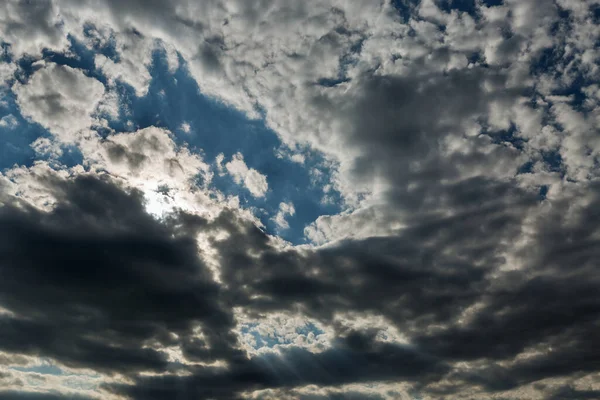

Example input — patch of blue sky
[538,184,549,200]
[0,43,40,170]
[12,361,64,376]
[436,0,477,16]
[530,40,593,112]
[316,37,364,88]
[592,3,600,24]
[0,90,40,171]
[249,330,278,350]
[11,361,100,392]
[295,322,325,337]
[540,150,564,175]
[102,49,342,244]
[435,0,503,18]
[82,23,121,62]
[517,161,534,175]
[479,121,527,152]
[391,0,421,23]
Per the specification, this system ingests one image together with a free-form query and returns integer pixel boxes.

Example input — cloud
[0,175,241,377]
[172,176,597,398]
[111,331,448,400]
[82,126,210,188]
[0,62,16,86]
[271,201,295,230]
[93,32,153,97]
[180,122,191,134]
[545,385,600,400]
[225,152,269,198]
[0,114,18,129]
[13,63,105,141]
[0,0,68,59]
[0,392,94,400]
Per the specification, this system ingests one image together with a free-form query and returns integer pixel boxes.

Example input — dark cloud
[3,173,599,399]
[111,331,448,400]
[105,142,148,169]
[544,385,600,400]
[413,184,600,391]
[294,392,386,400]
[0,392,94,400]
[314,66,524,190]
[0,175,239,374]
[193,181,599,398]
[214,178,535,331]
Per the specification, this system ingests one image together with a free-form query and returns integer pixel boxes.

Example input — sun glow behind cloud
[143,187,176,218]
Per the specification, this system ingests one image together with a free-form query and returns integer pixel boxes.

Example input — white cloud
[235,311,332,357]
[95,89,121,120]
[225,152,268,198]
[304,203,402,245]
[30,137,62,159]
[94,35,152,97]
[1,0,594,242]
[79,126,214,217]
[0,62,16,87]
[13,63,105,142]
[0,360,119,400]
[271,201,295,230]
[215,153,225,174]
[180,122,191,133]
[0,161,83,211]
[0,114,17,129]
[0,1,68,59]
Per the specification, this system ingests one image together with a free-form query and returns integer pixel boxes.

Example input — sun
[143,185,175,218]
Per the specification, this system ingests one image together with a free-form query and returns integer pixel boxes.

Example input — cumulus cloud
[180,122,191,134]
[0,62,16,87]
[0,114,17,129]
[225,152,268,198]
[0,0,68,59]
[271,201,295,230]
[93,32,153,97]
[13,63,105,141]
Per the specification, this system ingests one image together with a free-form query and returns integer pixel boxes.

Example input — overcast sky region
[1,0,600,399]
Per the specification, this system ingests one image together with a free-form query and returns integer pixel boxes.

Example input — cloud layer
[1,0,600,399]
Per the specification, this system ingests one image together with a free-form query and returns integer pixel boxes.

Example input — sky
[0,0,599,399]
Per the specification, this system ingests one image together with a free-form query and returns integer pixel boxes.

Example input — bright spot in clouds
[143,187,173,218]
